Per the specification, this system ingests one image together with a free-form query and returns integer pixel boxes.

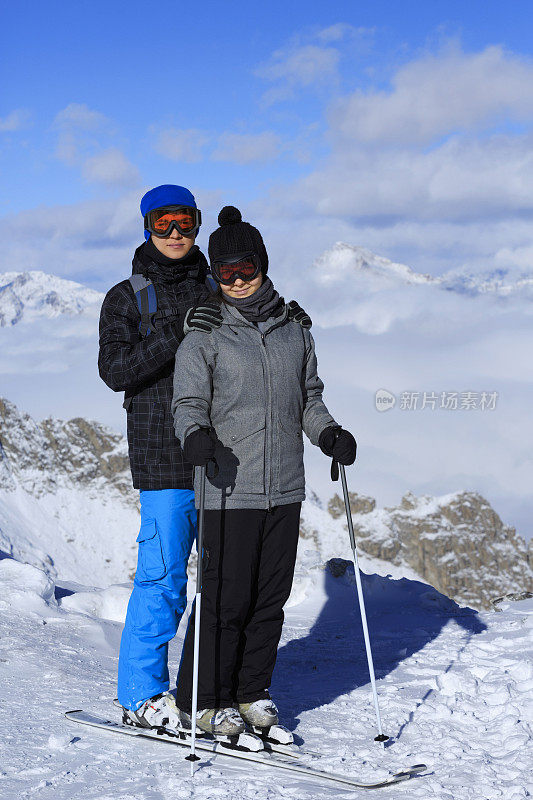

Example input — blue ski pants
[117,488,197,711]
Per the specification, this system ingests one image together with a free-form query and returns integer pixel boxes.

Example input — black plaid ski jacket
[98,243,210,490]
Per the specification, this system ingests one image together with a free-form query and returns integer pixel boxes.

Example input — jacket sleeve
[98,282,182,392]
[172,331,215,445]
[301,328,338,445]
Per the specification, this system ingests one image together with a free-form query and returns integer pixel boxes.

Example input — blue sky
[2,0,533,286]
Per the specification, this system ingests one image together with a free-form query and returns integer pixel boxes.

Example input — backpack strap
[128,275,158,337]
[205,274,218,293]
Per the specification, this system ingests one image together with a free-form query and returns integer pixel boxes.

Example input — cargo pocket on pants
[135,519,167,582]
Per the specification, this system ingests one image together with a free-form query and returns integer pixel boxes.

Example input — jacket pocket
[277,417,305,492]
[214,423,266,496]
[141,402,165,465]
[135,519,166,582]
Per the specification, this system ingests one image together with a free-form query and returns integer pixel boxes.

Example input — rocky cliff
[0,398,138,586]
[1,397,531,609]
[326,489,533,609]
[0,397,133,499]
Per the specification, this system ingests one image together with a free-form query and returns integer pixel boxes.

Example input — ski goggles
[210,252,262,285]
[144,205,202,238]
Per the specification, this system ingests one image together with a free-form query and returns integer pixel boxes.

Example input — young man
[98,184,223,731]
[99,187,312,736]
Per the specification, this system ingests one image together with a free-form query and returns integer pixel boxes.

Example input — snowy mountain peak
[311,242,437,287]
[0,270,103,326]
[310,242,533,297]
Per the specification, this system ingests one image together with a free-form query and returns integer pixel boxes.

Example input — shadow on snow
[273,561,487,733]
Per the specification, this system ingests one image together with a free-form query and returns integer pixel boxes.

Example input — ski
[65,710,427,791]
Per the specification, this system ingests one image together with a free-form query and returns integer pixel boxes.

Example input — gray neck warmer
[222,277,284,322]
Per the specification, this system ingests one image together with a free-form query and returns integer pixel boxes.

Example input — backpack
[122,273,217,410]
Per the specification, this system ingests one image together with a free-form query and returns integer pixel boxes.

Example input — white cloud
[333,45,533,146]
[251,43,533,277]
[0,109,31,132]
[153,126,284,165]
[290,132,533,223]
[259,44,340,86]
[316,23,366,44]
[53,103,108,131]
[153,127,209,163]
[213,132,281,164]
[281,241,533,335]
[52,103,112,166]
[255,24,367,106]
[0,193,141,285]
[82,148,140,187]
[494,243,533,271]
[50,104,140,188]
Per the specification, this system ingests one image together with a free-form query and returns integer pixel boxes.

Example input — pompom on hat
[208,206,268,275]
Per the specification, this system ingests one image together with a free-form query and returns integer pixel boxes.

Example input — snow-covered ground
[0,553,531,799]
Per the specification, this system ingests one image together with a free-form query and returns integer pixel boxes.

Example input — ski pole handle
[331,458,339,482]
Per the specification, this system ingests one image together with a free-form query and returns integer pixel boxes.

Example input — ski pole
[331,459,389,743]
[185,460,216,775]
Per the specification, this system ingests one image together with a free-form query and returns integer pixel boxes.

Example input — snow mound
[0,559,56,613]
[61,584,131,622]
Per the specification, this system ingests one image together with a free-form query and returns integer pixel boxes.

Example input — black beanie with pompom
[208,206,269,275]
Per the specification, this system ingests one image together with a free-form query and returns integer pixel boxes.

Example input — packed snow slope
[0,556,531,800]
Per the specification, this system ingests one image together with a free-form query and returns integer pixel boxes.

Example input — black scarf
[222,277,284,322]
[134,240,208,284]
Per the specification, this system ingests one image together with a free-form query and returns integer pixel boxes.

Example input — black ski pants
[176,503,301,712]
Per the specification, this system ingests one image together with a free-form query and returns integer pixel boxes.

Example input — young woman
[171,206,356,736]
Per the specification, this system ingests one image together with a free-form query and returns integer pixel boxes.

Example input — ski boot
[180,707,263,751]
[122,691,183,733]
[185,707,245,736]
[238,697,294,746]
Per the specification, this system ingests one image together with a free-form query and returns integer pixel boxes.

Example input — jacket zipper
[260,332,272,511]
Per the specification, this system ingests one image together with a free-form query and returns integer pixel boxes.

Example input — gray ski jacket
[171,301,337,510]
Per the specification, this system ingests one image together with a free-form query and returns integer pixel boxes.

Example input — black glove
[319,426,357,466]
[183,427,218,467]
[182,300,223,335]
[287,300,312,328]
